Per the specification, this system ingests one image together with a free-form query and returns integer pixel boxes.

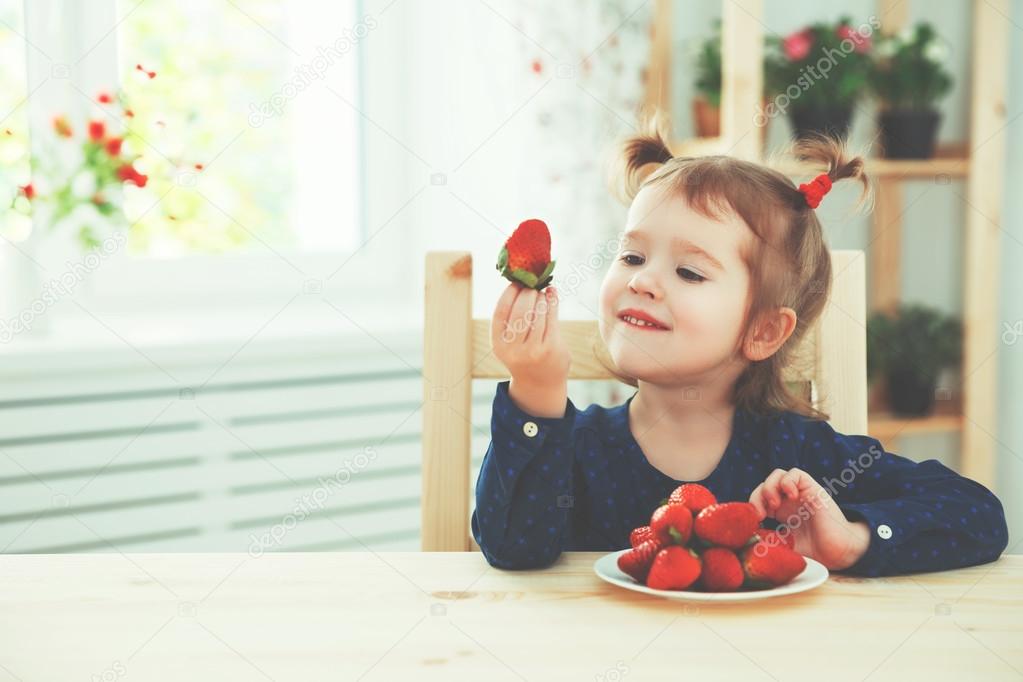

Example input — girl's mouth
[618,314,670,331]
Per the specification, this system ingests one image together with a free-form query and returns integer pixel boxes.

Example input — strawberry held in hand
[496,218,556,290]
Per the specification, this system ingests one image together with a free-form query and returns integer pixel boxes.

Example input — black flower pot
[879,109,942,159]
[886,368,936,416]
[789,106,854,142]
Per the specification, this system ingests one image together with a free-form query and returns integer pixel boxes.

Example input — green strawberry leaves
[496,246,556,291]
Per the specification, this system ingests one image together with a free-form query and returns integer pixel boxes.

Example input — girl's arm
[796,418,1009,577]
[471,380,578,569]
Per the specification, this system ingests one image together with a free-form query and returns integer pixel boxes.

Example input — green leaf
[511,269,538,288]
[537,259,556,283]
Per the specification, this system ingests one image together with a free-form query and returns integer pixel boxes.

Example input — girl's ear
[744,307,798,362]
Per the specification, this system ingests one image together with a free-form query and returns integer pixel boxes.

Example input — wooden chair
[421,250,867,552]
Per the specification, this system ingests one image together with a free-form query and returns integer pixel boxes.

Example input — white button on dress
[877,524,893,540]
[523,421,539,437]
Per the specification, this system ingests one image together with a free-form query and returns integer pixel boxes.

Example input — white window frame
[17,0,415,323]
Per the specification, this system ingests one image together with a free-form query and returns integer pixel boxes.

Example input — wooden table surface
[0,551,1019,681]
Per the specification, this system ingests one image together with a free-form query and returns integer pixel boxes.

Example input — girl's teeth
[624,315,660,328]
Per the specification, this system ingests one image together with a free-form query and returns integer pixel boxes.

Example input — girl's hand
[748,467,871,571]
[491,283,570,417]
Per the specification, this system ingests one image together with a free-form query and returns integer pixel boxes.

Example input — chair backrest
[421,249,867,551]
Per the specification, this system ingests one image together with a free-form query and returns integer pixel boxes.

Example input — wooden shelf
[868,412,964,444]
[776,157,970,179]
[671,137,969,179]
[867,382,963,443]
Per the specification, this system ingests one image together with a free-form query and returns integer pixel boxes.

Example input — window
[3,0,400,321]
[115,0,362,256]
[0,0,31,243]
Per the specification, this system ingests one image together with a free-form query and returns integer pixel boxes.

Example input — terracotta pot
[692,96,771,154]
[692,95,720,138]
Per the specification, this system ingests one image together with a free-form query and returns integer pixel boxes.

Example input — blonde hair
[600,113,873,421]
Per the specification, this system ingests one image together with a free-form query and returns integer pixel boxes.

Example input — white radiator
[0,325,624,554]
[0,330,501,554]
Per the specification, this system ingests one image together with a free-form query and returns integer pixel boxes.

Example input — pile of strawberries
[618,483,806,592]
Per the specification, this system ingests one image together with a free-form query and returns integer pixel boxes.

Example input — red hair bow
[798,173,832,209]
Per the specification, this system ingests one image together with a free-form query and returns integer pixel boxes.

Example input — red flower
[117,163,148,188]
[97,92,114,104]
[18,183,35,200]
[531,59,542,75]
[53,115,73,137]
[782,28,814,61]
[124,109,135,118]
[836,24,871,54]
[88,120,106,141]
[105,137,123,156]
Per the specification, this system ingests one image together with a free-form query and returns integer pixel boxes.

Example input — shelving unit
[644,0,1009,488]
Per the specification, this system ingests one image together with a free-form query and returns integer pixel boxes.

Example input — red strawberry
[751,527,796,551]
[667,483,717,514]
[646,546,702,591]
[694,502,761,549]
[629,525,668,548]
[741,541,806,587]
[649,503,693,544]
[698,547,744,592]
[496,218,556,290]
[617,539,662,583]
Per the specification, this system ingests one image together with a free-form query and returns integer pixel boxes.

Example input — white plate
[593,548,829,602]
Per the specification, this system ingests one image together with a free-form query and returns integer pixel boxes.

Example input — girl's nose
[628,270,664,300]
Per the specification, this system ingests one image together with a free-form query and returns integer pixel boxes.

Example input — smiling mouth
[618,314,670,331]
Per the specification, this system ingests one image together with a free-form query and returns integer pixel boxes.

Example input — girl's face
[598,182,753,384]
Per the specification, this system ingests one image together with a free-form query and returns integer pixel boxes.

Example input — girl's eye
[621,254,705,283]
[677,267,706,283]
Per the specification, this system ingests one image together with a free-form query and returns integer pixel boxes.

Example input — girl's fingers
[492,284,523,346]
[528,288,550,345]
[781,473,800,501]
[748,483,768,519]
[510,288,538,344]
[541,287,559,344]
[762,468,787,509]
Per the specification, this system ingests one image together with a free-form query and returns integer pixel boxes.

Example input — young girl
[471,121,1009,578]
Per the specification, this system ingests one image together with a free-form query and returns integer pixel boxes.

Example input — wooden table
[0,552,1019,681]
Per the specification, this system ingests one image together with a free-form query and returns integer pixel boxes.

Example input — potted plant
[691,19,769,144]
[866,304,962,417]
[765,17,874,141]
[868,23,953,159]
[692,19,723,138]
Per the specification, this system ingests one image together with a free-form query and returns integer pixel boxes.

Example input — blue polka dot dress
[470,381,1009,577]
